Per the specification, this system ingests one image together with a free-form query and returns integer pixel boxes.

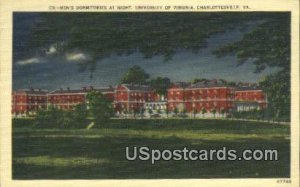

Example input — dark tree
[71,103,88,128]
[213,13,290,120]
[140,108,145,119]
[149,77,171,95]
[259,70,290,120]
[121,65,149,85]
[201,108,207,118]
[192,78,209,84]
[86,91,113,125]
[26,13,275,74]
[174,108,179,116]
[148,108,153,116]
[157,108,162,114]
[34,106,63,128]
[193,108,197,118]
[211,108,217,118]
[165,107,170,117]
[220,108,226,117]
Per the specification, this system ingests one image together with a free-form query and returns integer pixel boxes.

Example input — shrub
[34,104,89,129]
[34,105,64,128]
[86,91,114,125]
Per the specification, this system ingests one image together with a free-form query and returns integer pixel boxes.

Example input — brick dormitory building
[12,88,48,116]
[47,86,114,110]
[167,81,235,114]
[12,81,268,118]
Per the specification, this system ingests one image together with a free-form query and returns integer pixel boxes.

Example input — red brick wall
[167,87,235,113]
[114,85,129,112]
[235,90,267,109]
[12,91,47,114]
[114,85,155,112]
[47,94,86,110]
[235,90,265,101]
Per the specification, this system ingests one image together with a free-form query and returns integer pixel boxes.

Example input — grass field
[13,119,290,179]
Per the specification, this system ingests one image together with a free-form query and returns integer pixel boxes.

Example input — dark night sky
[13,13,279,90]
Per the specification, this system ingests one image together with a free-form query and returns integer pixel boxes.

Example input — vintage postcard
[0,0,299,186]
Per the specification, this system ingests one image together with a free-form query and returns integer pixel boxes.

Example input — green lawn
[13,119,290,179]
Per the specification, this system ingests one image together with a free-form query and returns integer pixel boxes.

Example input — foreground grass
[13,119,290,179]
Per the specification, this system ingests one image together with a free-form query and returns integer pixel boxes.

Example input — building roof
[13,89,48,95]
[170,80,231,89]
[49,86,114,94]
[169,82,191,89]
[120,84,153,91]
[235,86,263,91]
[190,81,228,88]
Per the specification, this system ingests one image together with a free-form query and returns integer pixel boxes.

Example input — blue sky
[13,13,278,90]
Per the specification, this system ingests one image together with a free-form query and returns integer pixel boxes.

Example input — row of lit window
[169,96,231,100]
[50,95,83,99]
[169,90,234,95]
[169,103,233,108]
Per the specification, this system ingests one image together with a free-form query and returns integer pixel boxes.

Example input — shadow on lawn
[13,134,290,179]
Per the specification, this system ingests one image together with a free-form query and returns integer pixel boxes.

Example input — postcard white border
[0,0,299,186]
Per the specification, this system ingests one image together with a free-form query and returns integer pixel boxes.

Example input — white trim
[47,93,87,96]
[13,94,47,97]
[114,101,146,104]
[13,103,46,105]
[127,90,154,93]
[168,87,234,91]
[167,99,235,102]
[235,90,263,92]
[47,103,80,106]
[235,100,267,103]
